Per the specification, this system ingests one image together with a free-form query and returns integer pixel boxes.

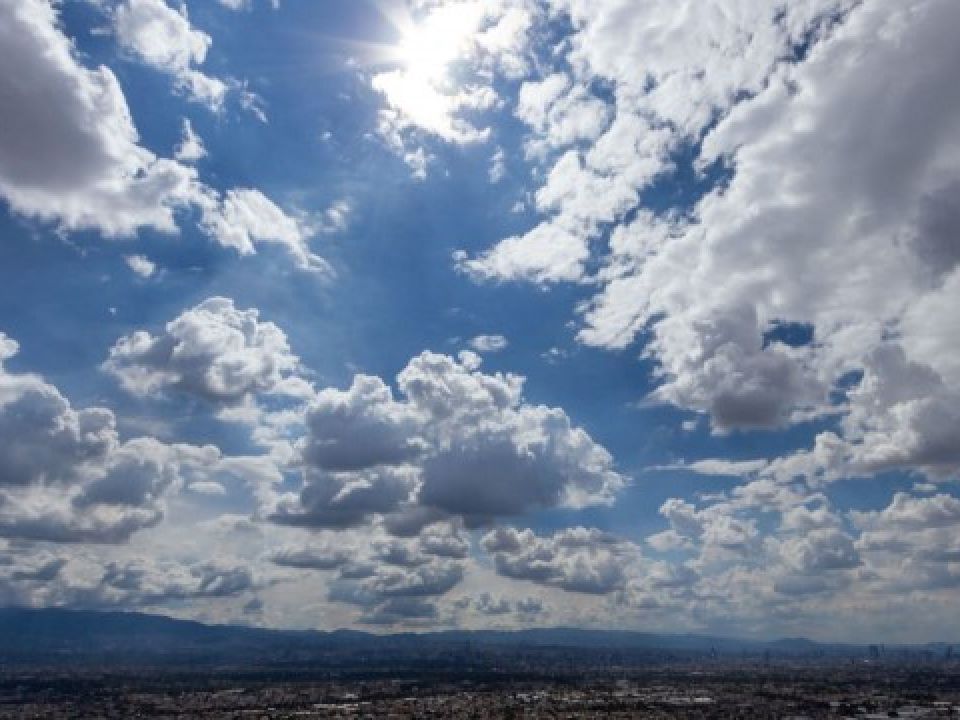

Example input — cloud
[98,559,257,605]
[327,548,465,625]
[125,254,157,278]
[113,0,227,110]
[418,523,469,559]
[272,467,416,529]
[843,345,960,478]
[104,297,310,405]
[469,334,508,353]
[688,459,768,476]
[370,1,536,168]
[778,528,860,574]
[201,189,331,274]
[278,350,625,528]
[270,544,350,570]
[0,1,318,274]
[174,118,207,162]
[583,0,960,452]
[0,333,227,543]
[854,493,960,534]
[482,526,639,594]
[452,0,960,486]
[0,0,202,236]
[298,375,423,471]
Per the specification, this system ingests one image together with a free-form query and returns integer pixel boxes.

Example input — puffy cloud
[516,73,611,157]
[0,0,203,236]
[359,598,438,625]
[327,550,465,625]
[778,528,860,574]
[453,0,960,486]
[0,0,320,275]
[0,333,225,543]
[298,375,423,471]
[125,254,157,278]
[417,523,469,559]
[468,334,508,353]
[853,493,960,534]
[459,0,849,283]
[113,0,227,110]
[843,345,960,478]
[364,559,463,598]
[104,297,310,405]
[644,307,826,433]
[850,492,960,593]
[481,526,638,594]
[280,350,625,528]
[271,467,416,529]
[201,189,331,274]
[98,558,257,605]
[691,459,768,477]
[651,496,761,564]
[582,0,960,454]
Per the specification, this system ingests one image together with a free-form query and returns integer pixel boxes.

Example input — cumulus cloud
[327,549,465,626]
[272,467,416,529]
[201,189,331,274]
[104,297,311,405]
[482,526,639,594]
[125,254,157,278]
[594,0,960,456]
[298,375,423,471]
[0,333,228,543]
[277,350,625,528]
[114,0,227,110]
[270,544,350,570]
[447,0,960,492]
[98,558,257,605]
[0,0,202,236]
[0,0,324,275]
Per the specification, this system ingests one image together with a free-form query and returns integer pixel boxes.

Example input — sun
[393,2,484,82]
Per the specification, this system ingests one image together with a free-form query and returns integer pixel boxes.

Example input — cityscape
[1,0,958,716]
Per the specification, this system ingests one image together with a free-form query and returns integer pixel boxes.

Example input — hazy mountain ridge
[1,607,947,667]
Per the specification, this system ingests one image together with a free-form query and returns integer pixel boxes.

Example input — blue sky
[0,0,958,641]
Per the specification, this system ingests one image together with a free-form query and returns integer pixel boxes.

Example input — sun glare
[394,3,484,82]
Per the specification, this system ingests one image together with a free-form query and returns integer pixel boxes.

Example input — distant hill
[0,607,950,669]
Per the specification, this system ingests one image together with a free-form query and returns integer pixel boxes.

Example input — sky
[0,0,958,643]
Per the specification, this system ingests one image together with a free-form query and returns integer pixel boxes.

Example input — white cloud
[453,0,960,485]
[469,334,508,353]
[114,0,227,110]
[0,333,226,544]
[0,0,203,237]
[0,1,316,274]
[482,526,639,594]
[687,459,768,477]
[174,118,207,162]
[104,297,311,405]
[201,188,331,274]
[488,147,506,183]
[298,375,422,472]
[124,254,157,278]
[275,350,626,529]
